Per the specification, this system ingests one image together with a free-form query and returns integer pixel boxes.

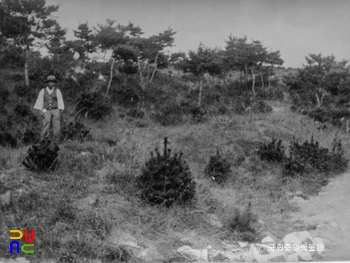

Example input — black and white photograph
[1,0,350,262]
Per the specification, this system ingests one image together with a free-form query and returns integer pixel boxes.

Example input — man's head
[44,75,58,88]
[47,81,55,88]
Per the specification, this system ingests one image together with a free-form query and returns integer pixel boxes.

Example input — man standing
[34,75,64,142]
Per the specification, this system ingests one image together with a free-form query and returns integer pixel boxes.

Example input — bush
[60,119,90,142]
[257,138,285,163]
[204,150,232,184]
[113,82,142,107]
[250,100,273,114]
[151,103,184,126]
[76,92,113,120]
[0,132,17,148]
[190,106,206,123]
[136,137,196,208]
[14,103,31,117]
[329,139,349,172]
[16,128,40,145]
[289,89,315,113]
[306,107,330,123]
[13,103,38,125]
[283,137,348,177]
[303,105,350,128]
[22,139,59,172]
[226,204,260,242]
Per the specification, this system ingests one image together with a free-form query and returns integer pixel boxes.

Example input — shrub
[306,107,330,123]
[190,106,206,123]
[0,132,17,148]
[60,119,90,142]
[204,150,232,184]
[226,204,260,242]
[17,128,40,145]
[283,137,348,177]
[289,90,315,113]
[22,139,59,172]
[257,138,285,163]
[13,103,39,126]
[328,107,350,126]
[113,83,142,107]
[329,139,349,173]
[304,105,350,128]
[151,103,184,126]
[14,103,32,117]
[251,100,273,114]
[136,137,196,208]
[76,92,113,120]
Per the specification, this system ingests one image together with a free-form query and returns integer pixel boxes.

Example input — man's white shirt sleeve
[33,89,44,110]
[57,89,65,110]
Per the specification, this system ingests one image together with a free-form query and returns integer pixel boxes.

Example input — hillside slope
[1,98,350,262]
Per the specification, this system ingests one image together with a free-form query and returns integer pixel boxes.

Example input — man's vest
[43,88,58,110]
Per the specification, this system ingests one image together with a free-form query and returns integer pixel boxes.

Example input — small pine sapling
[204,149,232,184]
[136,137,196,208]
[22,139,59,172]
[257,137,285,163]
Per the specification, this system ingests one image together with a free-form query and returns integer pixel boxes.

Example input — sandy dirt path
[289,171,350,261]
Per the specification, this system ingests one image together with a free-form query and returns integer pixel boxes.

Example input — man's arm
[57,89,65,111]
[33,89,44,110]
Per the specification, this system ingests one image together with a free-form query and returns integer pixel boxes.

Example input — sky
[45,0,350,68]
